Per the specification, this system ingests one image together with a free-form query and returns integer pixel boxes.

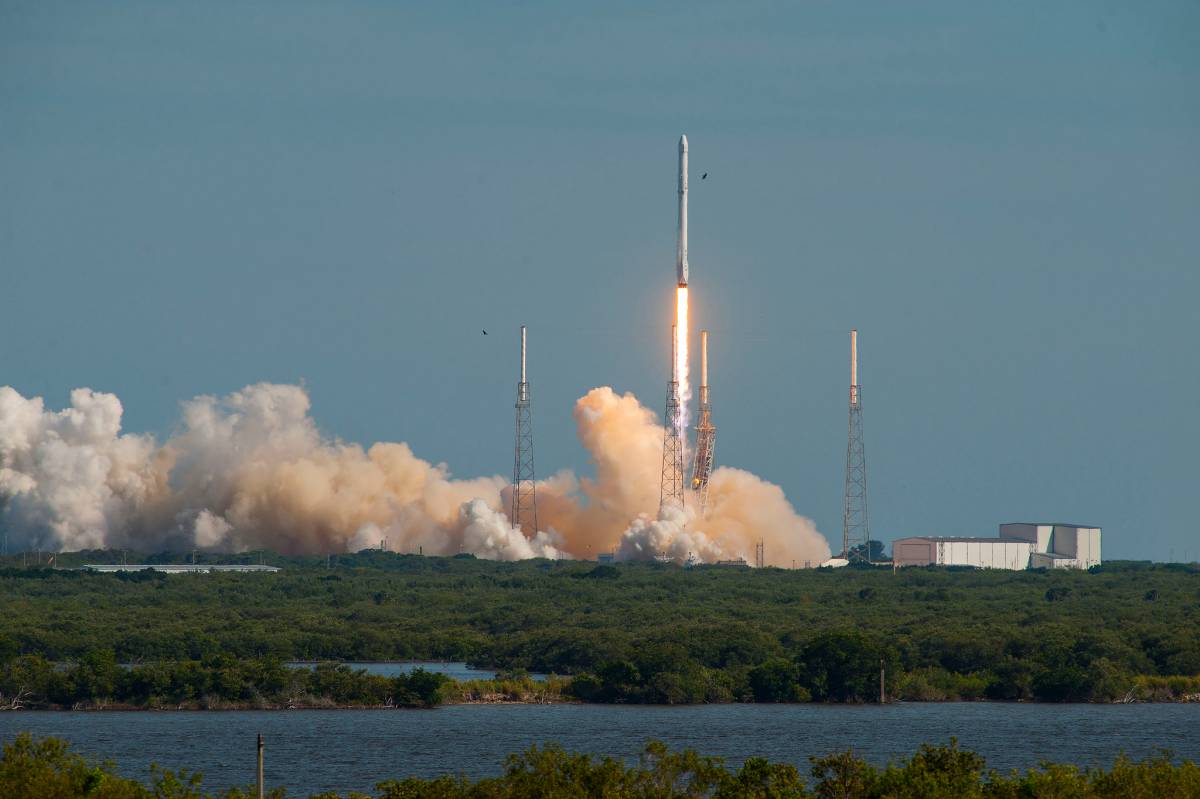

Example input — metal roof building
[892,536,1033,570]
[1000,523,1101,569]
[81,564,280,574]
[893,523,1101,571]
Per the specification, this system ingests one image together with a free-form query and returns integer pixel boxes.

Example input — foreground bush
[0,734,254,799]
[4,734,1199,798]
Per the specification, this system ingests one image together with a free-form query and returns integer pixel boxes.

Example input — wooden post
[879,658,886,704]
[256,733,264,799]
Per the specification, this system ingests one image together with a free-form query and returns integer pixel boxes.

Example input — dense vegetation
[0,654,448,710]
[4,734,1199,798]
[1,552,1198,705]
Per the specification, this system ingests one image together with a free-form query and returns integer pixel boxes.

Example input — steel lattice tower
[660,325,686,513]
[843,329,870,561]
[511,325,537,536]
[690,329,716,512]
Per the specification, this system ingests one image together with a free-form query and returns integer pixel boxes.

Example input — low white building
[892,537,1033,570]
[81,564,280,574]
[893,523,1100,571]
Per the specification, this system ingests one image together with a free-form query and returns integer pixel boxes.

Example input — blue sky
[2,1,1197,560]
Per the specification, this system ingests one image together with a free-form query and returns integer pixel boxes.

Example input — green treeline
[4,734,1200,798]
[0,654,447,709]
[1,554,1198,705]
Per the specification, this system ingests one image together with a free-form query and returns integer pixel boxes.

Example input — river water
[2,704,1197,796]
[283,661,548,682]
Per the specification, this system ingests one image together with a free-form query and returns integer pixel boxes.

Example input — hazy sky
[2,2,1197,560]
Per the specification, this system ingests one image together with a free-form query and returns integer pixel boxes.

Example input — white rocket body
[677,135,689,286]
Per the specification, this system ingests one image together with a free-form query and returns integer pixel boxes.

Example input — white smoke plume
[0,382,830,565]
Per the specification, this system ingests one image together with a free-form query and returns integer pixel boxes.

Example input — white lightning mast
[690,329,716,510]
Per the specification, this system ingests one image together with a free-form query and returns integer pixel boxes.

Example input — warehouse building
[81,564,280,574]
[893,523,1101,571]
[1000,523,1101,569]
[892,536,1033,570]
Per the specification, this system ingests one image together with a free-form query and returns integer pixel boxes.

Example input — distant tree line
[0,655,446,710]
[1,555,1198,705]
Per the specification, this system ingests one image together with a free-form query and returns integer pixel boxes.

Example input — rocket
[677,134,689,286]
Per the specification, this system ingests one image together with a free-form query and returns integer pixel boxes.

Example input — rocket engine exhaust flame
[675,285,690,441]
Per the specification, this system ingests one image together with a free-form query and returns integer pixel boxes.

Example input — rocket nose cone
[679,134,688,151]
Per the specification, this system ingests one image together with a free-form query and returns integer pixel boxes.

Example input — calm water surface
[283,661,548,681]
[3,704,1196,796]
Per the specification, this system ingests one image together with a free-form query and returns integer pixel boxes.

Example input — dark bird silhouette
[701,172,708,180]
[482,330,488,335]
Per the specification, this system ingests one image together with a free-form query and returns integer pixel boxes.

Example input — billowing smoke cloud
[0,383,829,565]
[0,387,166,551]
[549,387,829,566]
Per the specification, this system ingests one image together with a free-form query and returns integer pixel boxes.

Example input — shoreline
[4,696,1199,712]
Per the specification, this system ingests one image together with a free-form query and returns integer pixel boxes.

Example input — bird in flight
[482,330,488,335]
[701,172,708,180]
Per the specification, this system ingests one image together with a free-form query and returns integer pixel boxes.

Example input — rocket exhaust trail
[660,324,686,512]
[675,286,689,439]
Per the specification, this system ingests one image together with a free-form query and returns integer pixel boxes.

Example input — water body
[284,661,548,682]
[2,704,1196,796]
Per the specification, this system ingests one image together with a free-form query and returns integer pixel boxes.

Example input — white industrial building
[892,536,1033,570]
[1000,523,1101,569]
[893,523,1101,571]
[81,564,280,574]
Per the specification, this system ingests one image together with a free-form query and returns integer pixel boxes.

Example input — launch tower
[511,325,538,536]
[660,325,686,513]
[690,329,716,511]
[842,329,870,561]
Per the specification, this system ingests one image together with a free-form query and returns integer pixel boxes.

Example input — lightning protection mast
[690,329,716,512]
[511,325,537,536]
[843,329,871,562]
[660,324,686,514]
